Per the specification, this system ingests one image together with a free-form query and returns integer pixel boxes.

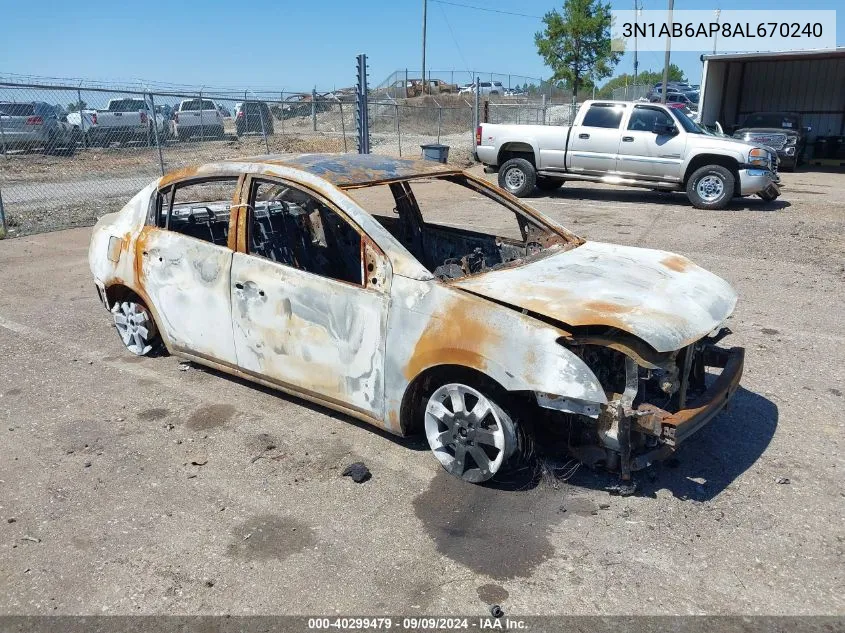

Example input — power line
[430,0,542,20]
[437,1,471,71]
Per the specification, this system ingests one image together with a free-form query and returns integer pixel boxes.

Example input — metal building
[699,47,845,146]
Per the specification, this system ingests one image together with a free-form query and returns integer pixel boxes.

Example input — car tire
[112,299,161,356]
[758,189,779,203]
[536,176,565,192]
[498,158,536,197]
[423,379,522,483]
[686,164,735,210]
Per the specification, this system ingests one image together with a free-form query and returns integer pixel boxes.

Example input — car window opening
[157,178,237,247]
[347,175,574,281]
[248,180,363,286]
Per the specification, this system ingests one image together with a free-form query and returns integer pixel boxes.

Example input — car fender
[382,276,607,435]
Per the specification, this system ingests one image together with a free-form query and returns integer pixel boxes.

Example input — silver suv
[0,101,77,154]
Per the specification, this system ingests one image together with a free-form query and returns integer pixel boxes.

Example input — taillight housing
[26,116,44,125]
[475,125,482,145]
[91,113,98,125]
[237,111,244,119]
[174,113,179,123]
[140,111,148,124]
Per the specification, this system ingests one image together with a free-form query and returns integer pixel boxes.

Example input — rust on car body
[89,153,745,483]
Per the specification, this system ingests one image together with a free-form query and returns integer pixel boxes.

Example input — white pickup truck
[172,98,225,141]
[67,98,158,146]
[475,100,781,209]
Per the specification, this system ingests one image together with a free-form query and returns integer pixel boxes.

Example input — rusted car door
[139,176,241,365]
[230,177,388,419]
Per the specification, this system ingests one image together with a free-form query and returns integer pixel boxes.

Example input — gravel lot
[0,166,843,616]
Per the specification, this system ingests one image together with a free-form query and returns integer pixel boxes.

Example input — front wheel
[424,381,520,483]
[686,164,735,210]
[498,157,536,197]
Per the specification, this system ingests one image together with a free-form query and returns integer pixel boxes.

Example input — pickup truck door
[566,103,625,174]
[617,105,687,182]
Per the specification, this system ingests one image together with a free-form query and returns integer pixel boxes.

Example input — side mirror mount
[653,122,677,136]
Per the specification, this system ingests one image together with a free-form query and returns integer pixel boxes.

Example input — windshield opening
[345,175,579,280]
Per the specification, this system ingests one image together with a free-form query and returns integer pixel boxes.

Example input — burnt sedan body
[89,154,744,487]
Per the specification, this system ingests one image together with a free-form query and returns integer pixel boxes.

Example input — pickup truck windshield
[673,108,707,134]
[742,113,800,129]
[109,99,147,112]
[181,100,216,111]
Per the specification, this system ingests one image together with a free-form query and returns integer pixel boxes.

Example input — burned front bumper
[636,346,744,451]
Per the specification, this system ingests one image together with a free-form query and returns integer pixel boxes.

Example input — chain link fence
[610,84,651,101]
[0,74,573,238]
[376,69,572,102]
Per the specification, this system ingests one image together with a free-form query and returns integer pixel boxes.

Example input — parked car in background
[89,153,744,487]
[732,112,809,171]
[476,81,504,96]
[505,88,527,97]
[458,84,474,95]
[67,98,156,146]
[0,101,77,154]
[281,94,331,119]
[173,98,225,141]
[234,101,274,137]
[651,92,697,111]
[476,100,781,207]
[425,79,459,95]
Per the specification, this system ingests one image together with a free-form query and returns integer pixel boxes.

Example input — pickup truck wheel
[687,165,734,210]
[498,158,536,197]
[536,176,565,192]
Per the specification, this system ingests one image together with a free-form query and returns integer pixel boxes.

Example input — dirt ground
[0,166,843,617]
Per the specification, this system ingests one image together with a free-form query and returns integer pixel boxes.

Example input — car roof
[161,153,462,189]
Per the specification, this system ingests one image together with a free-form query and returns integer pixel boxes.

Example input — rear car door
[567,103,625,174]
[230,177,389,418]
[139,176,241,365]
[617,105,687,181]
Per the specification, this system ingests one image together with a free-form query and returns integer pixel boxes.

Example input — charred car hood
[451,241,737,353]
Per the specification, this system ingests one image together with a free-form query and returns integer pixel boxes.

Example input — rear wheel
[112,300,160,356]
[536,176,565,192]
[498,157,536,198]
[424,381,520,483]
[686,164,735,210]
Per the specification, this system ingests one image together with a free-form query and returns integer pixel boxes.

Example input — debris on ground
[606,481,637,496]
[190,455,208,466]
[21,536,40,543]
[178,362,191,372]
[490,605,504,618]
[342,462,371,483]
[776,477,791,485]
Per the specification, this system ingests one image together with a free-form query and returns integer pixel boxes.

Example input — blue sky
[1,0,841,91]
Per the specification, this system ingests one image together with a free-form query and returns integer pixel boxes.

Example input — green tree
[67,99,87,112]
[535,0,622,100]
[597,65,686,98]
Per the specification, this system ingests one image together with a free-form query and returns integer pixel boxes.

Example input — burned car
[89,154,744,487]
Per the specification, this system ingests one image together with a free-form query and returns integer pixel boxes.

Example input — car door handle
[622,136,634,142]
[578,133,590,139]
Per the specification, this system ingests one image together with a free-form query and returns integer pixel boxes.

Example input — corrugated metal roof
[225,153,460,187]
[702,47,845,62]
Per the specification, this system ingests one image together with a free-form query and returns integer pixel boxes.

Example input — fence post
[280,92,285,136]
[258,97,269,154]
[473,77,480,139]
[148,93,165,176]
[338,100,348,152]
[438,106,442,144]
[76,87,87,150]
[355,54,370,154]
[0,188,7,239]
[541,94,547,125]
[0,110,7,158]
[199,90,204,143]
[395,104,402,157]
[311,88,317,131]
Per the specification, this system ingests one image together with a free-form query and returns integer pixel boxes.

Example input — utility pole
[421,0,427,96]
[633,0,642,85]
[713,8,721,54]
[661,0,674,104]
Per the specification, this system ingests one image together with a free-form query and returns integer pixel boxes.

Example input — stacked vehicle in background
[732,112,810,171]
